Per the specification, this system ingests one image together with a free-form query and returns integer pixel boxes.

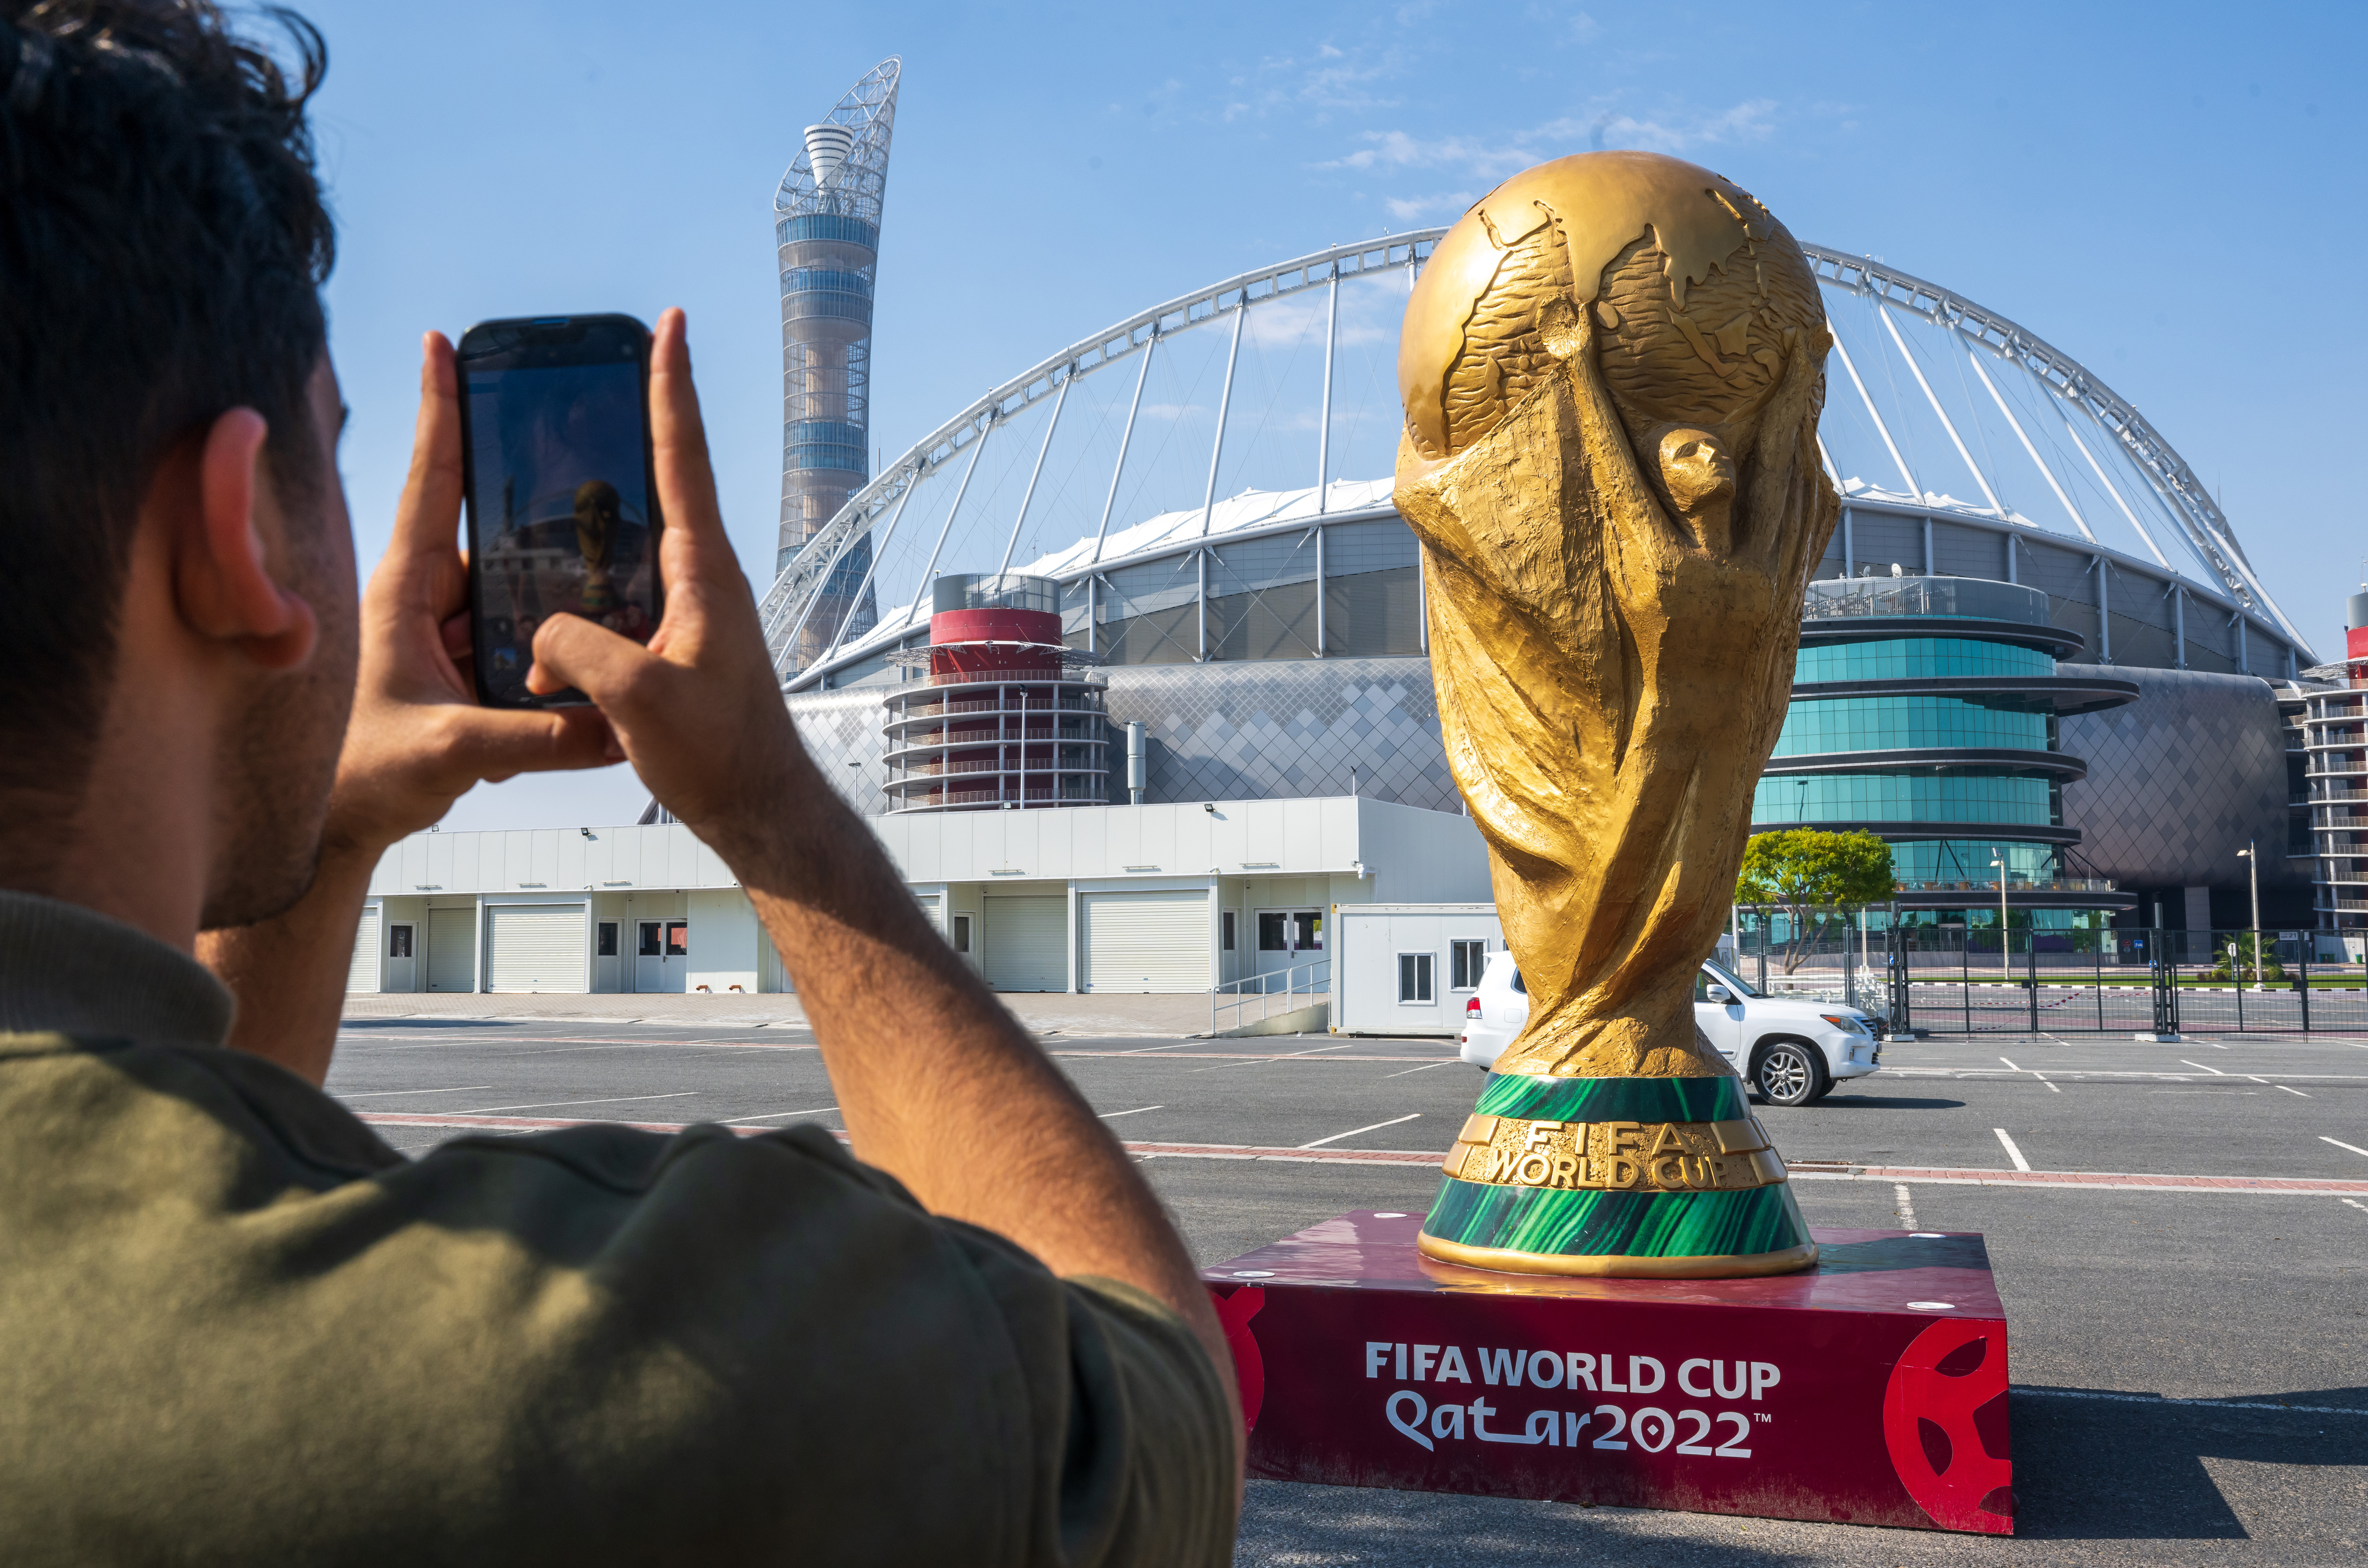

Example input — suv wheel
[1754,1041,1828,1108]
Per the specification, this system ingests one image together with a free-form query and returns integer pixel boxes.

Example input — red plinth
[1204,1212,2012,1534]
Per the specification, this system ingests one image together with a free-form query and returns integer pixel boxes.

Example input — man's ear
[176,407,319,671]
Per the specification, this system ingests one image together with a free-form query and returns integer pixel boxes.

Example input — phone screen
[459,316,660,707]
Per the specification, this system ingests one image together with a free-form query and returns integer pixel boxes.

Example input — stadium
[344,99,2337,999]
[761,215,2316,951]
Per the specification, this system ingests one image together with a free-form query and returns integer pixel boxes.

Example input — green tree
[2206,932,2285,984]
[1735,830,1897,974]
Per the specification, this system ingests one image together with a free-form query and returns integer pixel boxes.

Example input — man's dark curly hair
[0,0,332,833]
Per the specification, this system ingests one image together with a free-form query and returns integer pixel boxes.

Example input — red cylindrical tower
[881,575,1109,812]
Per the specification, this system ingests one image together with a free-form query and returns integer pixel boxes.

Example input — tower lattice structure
[774,58,901,661]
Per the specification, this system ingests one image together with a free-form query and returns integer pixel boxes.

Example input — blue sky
[299,0,2365,830]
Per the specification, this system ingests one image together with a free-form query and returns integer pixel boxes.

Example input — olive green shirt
[0,893,1235,1565]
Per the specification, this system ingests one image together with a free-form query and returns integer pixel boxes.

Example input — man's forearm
[719,774,1235,1416]
[197,838,381,1085]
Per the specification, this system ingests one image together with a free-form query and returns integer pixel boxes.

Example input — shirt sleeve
[940,1232,1241,1568]
[154,1086,1236,1568]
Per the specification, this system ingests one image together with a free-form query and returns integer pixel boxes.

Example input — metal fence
[1735,917,2367,1035]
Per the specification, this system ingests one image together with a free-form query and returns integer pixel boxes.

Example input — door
[984,895,1066,992]
[385,923,417,993]
[1082,890,1210,993]
[636,919,690,992]
[1693,966,1746,1063]
[486,904,588,993]
[1254,908,1325,986]
[346,907,381,994]
[594,921,620,992]
[427,907,477,992]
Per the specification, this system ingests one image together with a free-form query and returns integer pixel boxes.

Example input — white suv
[1456,952,1883,1106]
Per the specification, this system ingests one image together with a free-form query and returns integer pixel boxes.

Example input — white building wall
[685,888,761,994]
[1332,904,1506,1035]
[355,798,1489,997]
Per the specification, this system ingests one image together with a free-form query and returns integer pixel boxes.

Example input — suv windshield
[1700,959,1763,999]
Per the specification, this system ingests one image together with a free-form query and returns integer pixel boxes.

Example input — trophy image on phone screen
[1396,151,1840,1278]
[572,479,624,615]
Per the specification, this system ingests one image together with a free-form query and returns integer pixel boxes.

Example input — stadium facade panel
[2057,666,2305,905]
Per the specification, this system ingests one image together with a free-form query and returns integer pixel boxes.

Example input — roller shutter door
[346,908,381,994]
[984,895,1066,992]
[1081,890,1210,993]
[487,904,588,993]
[427,907,477,992]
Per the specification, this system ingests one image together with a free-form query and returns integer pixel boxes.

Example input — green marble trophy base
[1416,1074,1819,1279]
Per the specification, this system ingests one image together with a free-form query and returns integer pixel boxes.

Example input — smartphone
[455,314,663,707]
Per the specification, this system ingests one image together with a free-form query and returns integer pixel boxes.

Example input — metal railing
[1894,877,2117,894]
[1210,957,1331,1036]
[891,757,1111,779]
[891,694,1102,719]
[919,665,1093,688]
[1801,575,2051,627]
[886,728,1104,756]
[1851,925,2368,1036]
[913,784,1107,808]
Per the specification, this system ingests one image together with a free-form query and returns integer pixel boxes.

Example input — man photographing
[0,2,1239,1561]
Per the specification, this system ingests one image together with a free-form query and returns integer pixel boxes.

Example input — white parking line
[2180,1059,2227,1076]
[335,1085,493,1098]
[2274,1085,2312,1098]
[451,1092,700,1115]
[1190,1042,1357,1073]
[1994,1128,2033,1172]
[1098,1105,1165,1119]
[1300,1113,1421,1149]
[2344,1199,2368,1216]
[720,1106,839,1125]
[2324,1136,2368,1160]
[1384,1060,1465,1078]
[1892,1183,1918,1229]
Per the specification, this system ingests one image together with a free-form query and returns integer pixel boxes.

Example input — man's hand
[524,311,806,853]
[327,332,615,858]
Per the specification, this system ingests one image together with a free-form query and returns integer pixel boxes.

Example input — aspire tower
[774,57,901,657]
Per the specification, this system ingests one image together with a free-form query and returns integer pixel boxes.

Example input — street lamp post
[1990,847,2010,983]
[2236,839,2261,988]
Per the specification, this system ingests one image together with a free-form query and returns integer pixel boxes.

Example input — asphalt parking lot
[329,1016,2368,1564]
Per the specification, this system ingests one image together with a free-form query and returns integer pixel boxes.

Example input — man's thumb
[529,613,655,709]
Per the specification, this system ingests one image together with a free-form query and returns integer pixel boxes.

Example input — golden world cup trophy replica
[1398,151,1839,1278]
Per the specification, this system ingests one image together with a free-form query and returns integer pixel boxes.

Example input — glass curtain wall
[1063,516,1427,665]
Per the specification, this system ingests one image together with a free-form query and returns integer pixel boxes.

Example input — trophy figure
[573,479,623,616]
[1397,151,1839,1277]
